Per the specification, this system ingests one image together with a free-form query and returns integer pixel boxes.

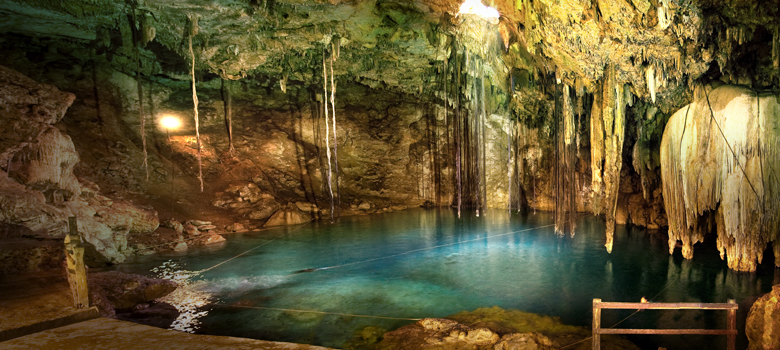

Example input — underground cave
[0,0,779,349]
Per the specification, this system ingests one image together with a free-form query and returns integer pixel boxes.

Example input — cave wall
[0,0,778,270]
[0,65,159,266]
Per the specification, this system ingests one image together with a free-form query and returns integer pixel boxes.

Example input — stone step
[0,306,99,342]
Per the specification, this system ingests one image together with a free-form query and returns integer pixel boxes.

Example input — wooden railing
[592,298,738,350]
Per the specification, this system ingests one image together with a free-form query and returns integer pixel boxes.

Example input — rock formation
[746,284,780,350]
[661,84,780,271]
[0,0,777,269]
[0,65,159,265]
[366,307,639,350]
[88,271,178,317]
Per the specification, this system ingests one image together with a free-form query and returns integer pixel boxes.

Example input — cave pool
[108,209,778,350]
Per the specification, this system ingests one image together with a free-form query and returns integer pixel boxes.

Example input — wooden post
[65,217,89,308]
[593,298,601,350]
[727,299,736,350]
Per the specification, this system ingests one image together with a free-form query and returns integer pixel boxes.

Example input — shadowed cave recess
[0,0,779,348]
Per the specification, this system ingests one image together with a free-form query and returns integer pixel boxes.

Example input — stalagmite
[188,18,203,193]
[661,85,780,272]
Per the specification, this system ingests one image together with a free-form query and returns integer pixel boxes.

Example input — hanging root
[189,28,203,192]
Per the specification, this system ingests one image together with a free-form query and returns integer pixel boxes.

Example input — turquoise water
[111,209,778,349]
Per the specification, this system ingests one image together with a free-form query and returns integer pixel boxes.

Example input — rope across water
[294,223,556,273]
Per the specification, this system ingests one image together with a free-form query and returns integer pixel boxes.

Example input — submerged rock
[368,307,639,350]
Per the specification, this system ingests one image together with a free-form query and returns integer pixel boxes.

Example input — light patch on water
[151,260,214,333]
[197,275,289,294]
[151,260,291,333]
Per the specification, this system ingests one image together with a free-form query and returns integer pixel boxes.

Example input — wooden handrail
[592,298,737,350]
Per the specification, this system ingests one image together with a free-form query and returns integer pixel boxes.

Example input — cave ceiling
[0,0,778,110]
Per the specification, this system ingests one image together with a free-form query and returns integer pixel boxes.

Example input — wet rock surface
[88,271,177,317]
[746,284,780,350]
[355,307,639,350]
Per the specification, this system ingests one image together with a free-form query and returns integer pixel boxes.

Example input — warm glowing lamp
[160,115,182,130]
[160,115,181,209]
[459,0,500,23]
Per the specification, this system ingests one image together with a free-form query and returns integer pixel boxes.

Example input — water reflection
[112,209,776,350]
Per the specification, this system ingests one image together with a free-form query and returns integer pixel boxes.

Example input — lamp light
[160,115,182,130]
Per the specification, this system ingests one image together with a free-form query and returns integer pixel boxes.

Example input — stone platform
[1,318,333,350]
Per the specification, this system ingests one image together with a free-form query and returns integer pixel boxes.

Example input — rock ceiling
[1,0,777,110]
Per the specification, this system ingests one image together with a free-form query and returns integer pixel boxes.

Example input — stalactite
[646,65,656,104]
[564,84,576,235]
[507,116,512,212]
[188,20,203,193]
[322,50,334,223]
[330,45,340,218]
[221,78,235,154]
[661,85,780,271]
[602,73,626,253]
[590,88,605,213]
[479,62,487,216]
[591,65,626,252]
[555,83,563,235]
[454,47,463,219]
[773,27,780,81]
[131,6,148,181]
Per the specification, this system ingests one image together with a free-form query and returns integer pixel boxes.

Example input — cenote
[108,209,778,350]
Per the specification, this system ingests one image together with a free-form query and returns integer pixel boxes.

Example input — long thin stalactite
[330,44,340,219]
[222,78,235,154]
[323,50,334,223]
[132,7,149,181]
[189,27,203,192]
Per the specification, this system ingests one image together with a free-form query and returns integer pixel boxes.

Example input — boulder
[493,333,556,350]
[197,225,216,231]
[247,197,281,221]
[88,271,177,317]
[746,284,780,350]
[295,201,319,212]
[204,234,226,244]
[189,220,211,226]
[96,201,159,233]
[161,218,184,234]
[264,207,309,227]
[225,222,245,232]
[182,223,199,236]
[172,241,188,252]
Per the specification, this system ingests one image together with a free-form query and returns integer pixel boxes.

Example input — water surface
[111,209,779,349]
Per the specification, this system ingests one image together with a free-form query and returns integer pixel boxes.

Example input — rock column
[65,216,89,308]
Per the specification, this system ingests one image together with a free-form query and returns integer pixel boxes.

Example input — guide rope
[196,221,312,274]
[294,223,556,273]
[702,86,763,207]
